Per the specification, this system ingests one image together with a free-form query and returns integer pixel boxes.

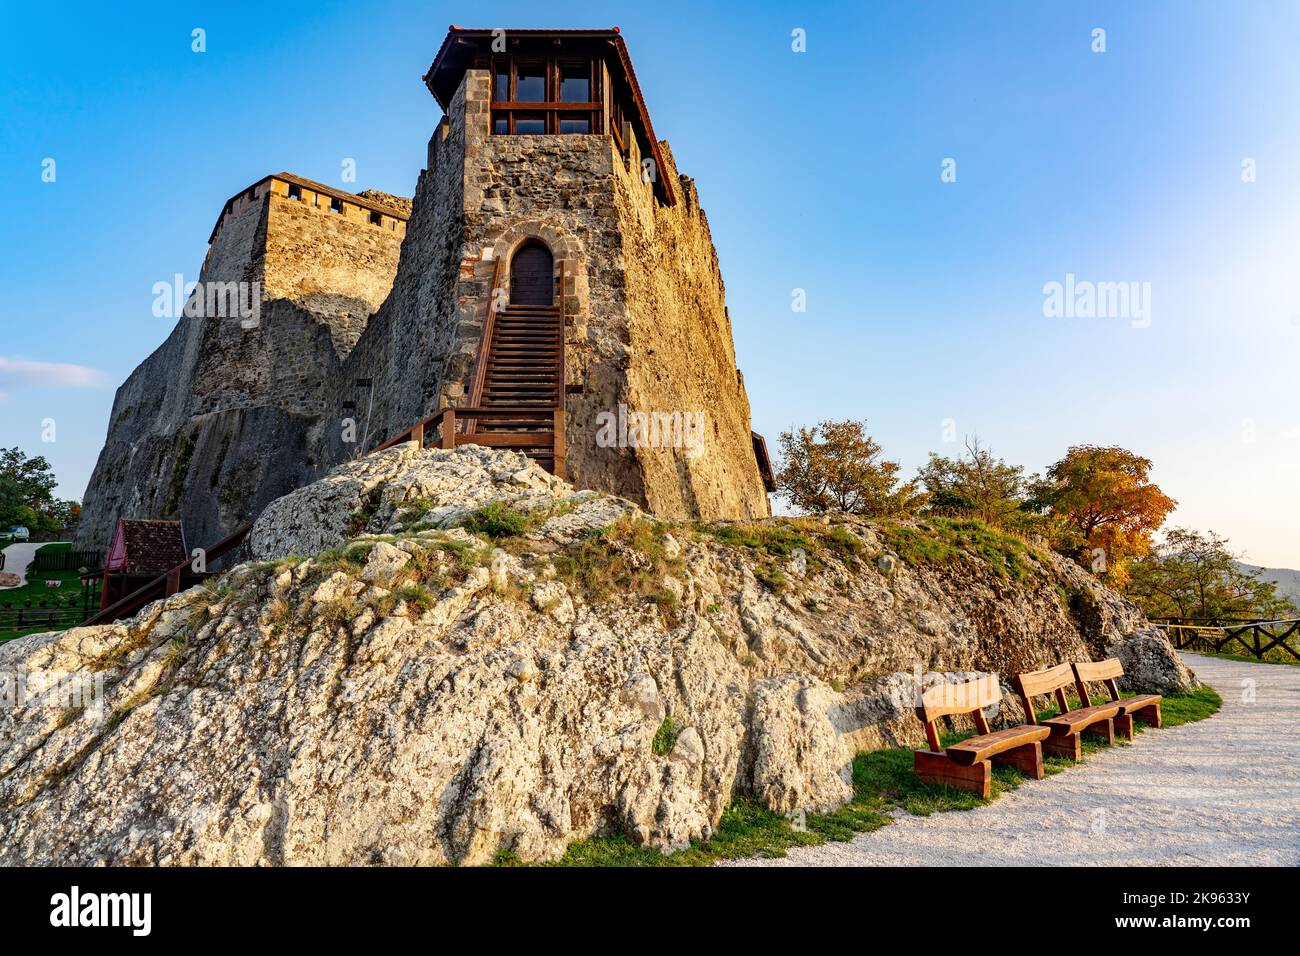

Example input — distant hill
[1237,563,1300,606]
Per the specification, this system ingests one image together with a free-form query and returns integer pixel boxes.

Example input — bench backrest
[1013,662,1076,724]
[1071,658,1124,705]
[915,675,1002,752]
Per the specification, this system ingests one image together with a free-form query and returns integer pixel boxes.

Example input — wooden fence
[1156,618,1300,662]
[31,549,102,573]
[0,606,89,633]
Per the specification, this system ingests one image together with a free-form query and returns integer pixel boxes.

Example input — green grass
[1,541,87,608]
[706,522,815,558]
[1,543,90,640]
[651,716,681,756]
[877,516,1040,581]
[463,501,534,540]
[1159,685,1223,724]
[522,686,1222,867]
[550,518,683,605]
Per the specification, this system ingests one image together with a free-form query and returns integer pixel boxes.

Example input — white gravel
[727,654,1300,866]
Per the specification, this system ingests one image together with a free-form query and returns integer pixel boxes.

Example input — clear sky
[2,0,1297,566]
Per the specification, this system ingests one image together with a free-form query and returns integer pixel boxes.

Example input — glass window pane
[559,66,590,103]
[515,115,545,135]
[559,117,590,134]
[515,65,545,102]
[493,116,508,134]
[494,71,509,101]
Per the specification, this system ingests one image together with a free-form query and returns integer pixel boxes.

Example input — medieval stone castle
[78,27,774,554]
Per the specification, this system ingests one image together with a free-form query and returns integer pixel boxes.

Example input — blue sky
[2,1,1298,565]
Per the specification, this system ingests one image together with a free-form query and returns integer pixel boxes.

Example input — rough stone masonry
[78,27,772,556]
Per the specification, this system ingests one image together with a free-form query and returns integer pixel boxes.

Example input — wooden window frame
[489,55,602,137]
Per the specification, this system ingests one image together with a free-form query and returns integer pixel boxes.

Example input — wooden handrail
[1153,616,1300,625]
[555,260,567,479]
[557,260,567,406]
[1159,619,1300,662]
[82,520,254,627]
[465,254,505,434]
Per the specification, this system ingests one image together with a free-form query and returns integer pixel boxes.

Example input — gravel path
[728,654,1300,866]
[0,543,42,589]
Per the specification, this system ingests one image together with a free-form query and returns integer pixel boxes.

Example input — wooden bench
[1072,658,1162,741]
[1014,662,1121,761]
[913,674,1050,798]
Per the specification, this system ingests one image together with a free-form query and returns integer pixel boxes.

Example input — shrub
[464,501,532,539]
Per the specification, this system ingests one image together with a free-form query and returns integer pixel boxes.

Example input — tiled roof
[106,519,187,577]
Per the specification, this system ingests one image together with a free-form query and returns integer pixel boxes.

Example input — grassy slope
[505,686,1223,867]
[1,543,86,641]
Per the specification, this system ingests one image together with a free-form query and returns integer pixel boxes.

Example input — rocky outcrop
[2,446,1194,866]
[1109,627,1198,695]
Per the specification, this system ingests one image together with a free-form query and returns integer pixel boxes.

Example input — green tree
[0,447,74,533]
[1126,528,1299,621]
[916,437,1027,526]
[776,420,926,517]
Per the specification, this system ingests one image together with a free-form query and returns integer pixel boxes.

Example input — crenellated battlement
[209,172,410,246]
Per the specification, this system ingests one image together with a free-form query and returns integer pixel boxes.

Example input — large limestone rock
[1109,627,1198,695]
[1,447,1194,866]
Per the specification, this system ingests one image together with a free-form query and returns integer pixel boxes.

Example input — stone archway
[488,219,587,323]
[509,239,554,306]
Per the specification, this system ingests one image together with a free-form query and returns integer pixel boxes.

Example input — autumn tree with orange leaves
[1029,445,1176,583]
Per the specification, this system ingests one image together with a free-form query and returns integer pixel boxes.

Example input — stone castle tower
[77,174,410,551]
[79,26,772,552]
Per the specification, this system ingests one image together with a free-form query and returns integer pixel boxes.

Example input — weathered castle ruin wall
[77,178,408,553]
[316,68,769,519]
[315,88,468,467]
[82,54,772,551]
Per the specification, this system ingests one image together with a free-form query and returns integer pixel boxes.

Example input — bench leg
[1084,717,1115,745]
[914,750,991,799]
[1133,703,1162,729]
[1114,714,1134,741]
[1042,732,1081,762]
[991,741,1044,780]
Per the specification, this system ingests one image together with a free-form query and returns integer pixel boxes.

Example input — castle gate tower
[322,27,774,519]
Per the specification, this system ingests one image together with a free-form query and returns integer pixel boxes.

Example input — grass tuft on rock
[651,716,681,756]
[551,518,683,606]
[463,501,533,539]
[878,516,1039,580]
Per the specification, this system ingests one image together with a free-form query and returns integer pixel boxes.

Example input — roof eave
[422,26,677,206]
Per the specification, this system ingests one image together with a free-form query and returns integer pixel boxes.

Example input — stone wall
[82,61,772,553]
[315,87,469,468]
[607,140,770,519]
[77,179,408,554]
[317,67,770,519]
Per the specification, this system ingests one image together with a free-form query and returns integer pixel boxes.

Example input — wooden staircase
[371,256,567,476]
[467,300,564,473]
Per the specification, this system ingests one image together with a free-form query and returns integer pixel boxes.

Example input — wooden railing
[1,606,88,633]
[81,521,254,627]
[372,259,568,476]
[32,549,103,573]
[556,259,567,406]
[465,254,505,427]
[1157,618,1300,662]
[369,405,565,476]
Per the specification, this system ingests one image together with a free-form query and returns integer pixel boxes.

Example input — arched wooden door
[510,241,554,306]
